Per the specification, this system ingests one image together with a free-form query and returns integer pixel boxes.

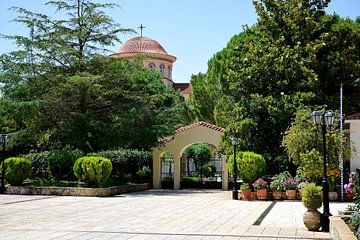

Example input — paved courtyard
[0,190,349,239]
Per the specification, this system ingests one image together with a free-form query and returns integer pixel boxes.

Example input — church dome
[117,37,168,54]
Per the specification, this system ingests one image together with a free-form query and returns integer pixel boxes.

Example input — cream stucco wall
[152,125,227,190]
[347,120,360,172]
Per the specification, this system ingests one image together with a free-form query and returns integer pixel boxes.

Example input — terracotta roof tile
[173,83,192,94]
[159,121,225,144]
[175,121,225,134]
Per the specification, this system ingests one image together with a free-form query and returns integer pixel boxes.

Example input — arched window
[159,64,165,76]
[168,66,172,79]
[148,62,155,70]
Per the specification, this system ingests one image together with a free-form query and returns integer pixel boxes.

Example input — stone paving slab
[0,190,347,239]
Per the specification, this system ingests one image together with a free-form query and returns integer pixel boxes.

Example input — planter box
[330,216,357,240]
[5,183,151,197]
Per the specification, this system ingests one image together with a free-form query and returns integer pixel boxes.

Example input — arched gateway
[152,121,228,190]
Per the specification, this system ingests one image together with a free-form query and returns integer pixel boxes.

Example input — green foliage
[189,0,360,175]
[184,144,211,171]
[240,183,250,191]
[90,148,151,182]
[181,176,201,183]
[73,156,112,187]
[282,108,352,180]
[22,151,51,179]
[136,166,152,183]
[0,1,189,153]
[1,157,31,185]
[228,151,266,183]
[302,183,322,209]
[48,146,82,180]
[201,166,213,178]
[270,179,282,191]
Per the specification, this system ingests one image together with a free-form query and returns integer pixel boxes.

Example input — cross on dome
[138,24,146,37]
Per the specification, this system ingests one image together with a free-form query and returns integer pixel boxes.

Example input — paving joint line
[253,201,277,225]
[1,196,58,205]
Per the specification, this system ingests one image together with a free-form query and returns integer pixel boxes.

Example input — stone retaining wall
[330,216,357,240]
[5,183,151,197]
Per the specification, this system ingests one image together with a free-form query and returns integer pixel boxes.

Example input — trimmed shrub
[90,149,151,182]
[227,151,266,183]
[73,156,112,187]
[48,147,82,180]
[302,183,322,209]
[22,151,51,179]
[1,157,32,185]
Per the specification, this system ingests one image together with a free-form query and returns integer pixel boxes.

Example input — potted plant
[240,183,251,200]
[282,178,297,200]
[270,179,282,200]
[253,178,268,200]
[302,183,322,231]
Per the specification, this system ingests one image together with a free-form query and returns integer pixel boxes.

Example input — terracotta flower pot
[286,189,297,200]
[256,189,268,200]
[242,189,252,200]
[303,208,321,231]
[272,190,282,200]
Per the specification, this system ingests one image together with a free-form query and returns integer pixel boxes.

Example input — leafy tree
[191,0,360,174]
[282,108,352,181]
[0,0,188,153]
[184,143,211,172]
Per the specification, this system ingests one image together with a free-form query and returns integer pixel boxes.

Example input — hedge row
[22,148,152,182]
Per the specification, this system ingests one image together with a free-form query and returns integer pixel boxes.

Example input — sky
[0,0,359,83]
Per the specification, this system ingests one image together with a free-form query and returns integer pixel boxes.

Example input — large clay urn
[303,209,321,231]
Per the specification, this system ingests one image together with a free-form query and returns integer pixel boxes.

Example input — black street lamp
[232,136,238,200]
[0,134,10,194]
[311,110,335,232]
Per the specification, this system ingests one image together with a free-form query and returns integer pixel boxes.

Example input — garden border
[330,216,357,240]
[4,183,151,197]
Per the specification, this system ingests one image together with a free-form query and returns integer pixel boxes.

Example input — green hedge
[1,157,32,185]
[90,149,151,182]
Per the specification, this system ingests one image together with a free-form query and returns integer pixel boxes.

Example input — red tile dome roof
[118,37,168,54]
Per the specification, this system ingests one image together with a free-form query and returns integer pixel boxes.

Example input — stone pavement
[0,189,349,239]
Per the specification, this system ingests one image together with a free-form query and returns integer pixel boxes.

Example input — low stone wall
[5,183,151,197]
[330,216,357,240]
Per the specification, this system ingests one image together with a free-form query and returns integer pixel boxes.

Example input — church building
[110,35,192,100]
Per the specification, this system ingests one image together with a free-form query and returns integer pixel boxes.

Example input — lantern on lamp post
[311,110,335,232]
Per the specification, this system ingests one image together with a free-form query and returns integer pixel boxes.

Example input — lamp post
[232,136,238,200]
[0,134,10,194]
[311,110,335,232]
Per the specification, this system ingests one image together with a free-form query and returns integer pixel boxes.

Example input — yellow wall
[152,125,228,190]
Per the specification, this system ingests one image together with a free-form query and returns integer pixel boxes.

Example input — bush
[90,149,151,182]
[73,156,112,187]
[227,151,266,183]
[136,165,152,183]
[1,157,32,185]
[302,183,322,209]
[201,166,212,178]
[181,176,201,182]
[22,151,51,179]
[48,147,82,180]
